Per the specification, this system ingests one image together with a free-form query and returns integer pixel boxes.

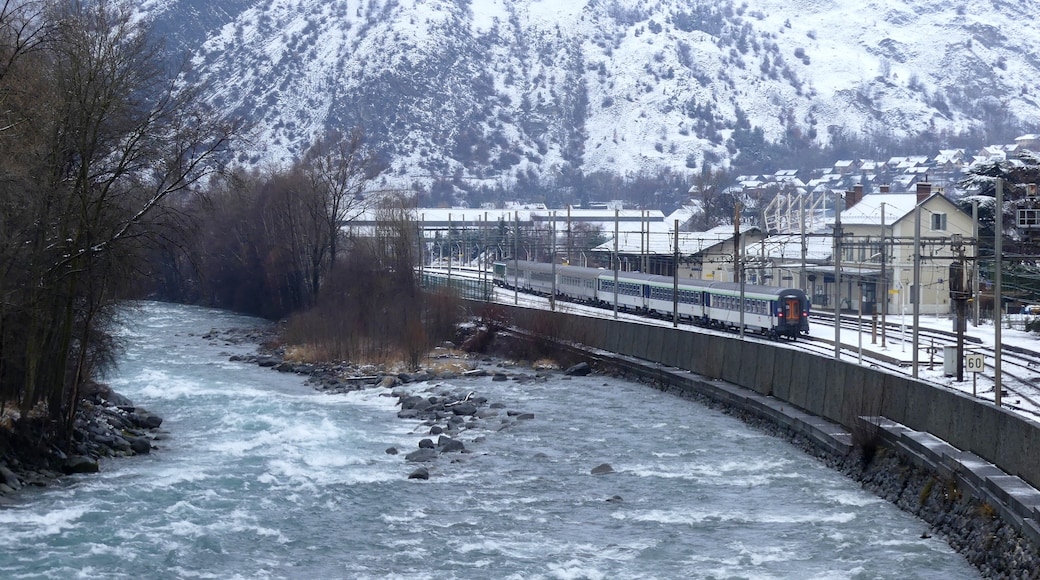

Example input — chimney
[916,181,932,203]
[847,184,863,208]
[879,184,890,194]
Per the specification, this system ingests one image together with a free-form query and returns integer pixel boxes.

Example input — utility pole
[613,209,619,319]
[448,213,453,286]
[735,203,745,338]
[880,202,887,348]
[419,214,424,285]
[567,206,573,266]
[833,193,843,360]
[912,204,922,379]
[673,219,680,328]
[482,213,488,300]
[800,195,807,291]
[995,180,1003,406]
[951,234,967,381]
[973,200,980,327]
[550,211,557,312]
[513,211,519,305]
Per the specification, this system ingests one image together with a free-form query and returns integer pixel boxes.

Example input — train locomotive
[493,260,809,339]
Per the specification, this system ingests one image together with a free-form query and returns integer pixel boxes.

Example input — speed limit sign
[965,354,985,373]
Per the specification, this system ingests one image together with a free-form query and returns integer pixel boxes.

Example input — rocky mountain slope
[138,0,1040,190]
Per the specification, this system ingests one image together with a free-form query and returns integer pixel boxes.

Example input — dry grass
[532,358,560,370]
[426,358,476,375]
[283,344,330,363]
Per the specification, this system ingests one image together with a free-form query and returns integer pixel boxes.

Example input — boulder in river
[405,448,438,463]
[437,436,465,453]
[129,411,163,429]
[63,456,100,474]
[0,466,21,490]
[591,463,614,475]
[408,467,430,480]
[450,402,478,416]
[127,437,152,455]
[564,362,592,376]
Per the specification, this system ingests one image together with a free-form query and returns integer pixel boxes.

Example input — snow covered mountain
[138,0,1040,191]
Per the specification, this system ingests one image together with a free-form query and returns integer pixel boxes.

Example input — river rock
[405,448,438,462]
[438,436,465,453]
[408,467,430,480]
[0,465,21,490]
[418,438,435,449]
[109,435,133,454]
[128,437,152,455]
[400,395,426,410]
[451,402,478,416]
[130,411,163,429]
[564,362,592,376]
[63,456,100,474]
[256,355,281,367]
[591,463,614,475]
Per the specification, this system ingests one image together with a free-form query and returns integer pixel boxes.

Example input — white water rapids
[0,302,977,579]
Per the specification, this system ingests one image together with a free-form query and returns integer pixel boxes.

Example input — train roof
[505,260,806,299]
[706,281,805,297]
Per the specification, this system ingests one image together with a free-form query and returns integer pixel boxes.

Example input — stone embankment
[0,381,164,502]
[596,352,1040,579]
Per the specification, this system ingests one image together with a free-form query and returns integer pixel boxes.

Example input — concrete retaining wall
[495,304,1040,493]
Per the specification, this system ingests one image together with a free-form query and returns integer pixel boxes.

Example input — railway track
[422,266,1040,419]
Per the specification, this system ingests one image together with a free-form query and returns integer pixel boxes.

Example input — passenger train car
[493,260,809,339]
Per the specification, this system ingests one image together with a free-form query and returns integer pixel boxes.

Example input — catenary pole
[736,203,745,339]
[613,209,619,319]
[513,211,519,305]
[834,193,842,360]
[673,219,679,327]
[973,200,980,327]
[550,211,557,312]
[880,202,887,348]
[912,204,922,378]
[995,180,1003,407]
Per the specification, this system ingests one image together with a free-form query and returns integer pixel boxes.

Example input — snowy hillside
[138,0,1040,190]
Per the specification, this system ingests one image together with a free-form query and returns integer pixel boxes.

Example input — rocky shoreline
[230,333,594,480]
[0,381,165,503]
[0,322,570,502]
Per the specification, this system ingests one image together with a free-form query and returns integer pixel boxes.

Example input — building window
[1019,209,1040,228]
[930,213,947,231]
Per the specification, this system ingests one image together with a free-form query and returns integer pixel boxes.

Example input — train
[492,260,810,339]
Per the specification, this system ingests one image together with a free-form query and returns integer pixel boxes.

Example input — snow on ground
[486,281,1040,419]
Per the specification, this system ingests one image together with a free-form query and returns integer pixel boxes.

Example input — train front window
[783,298,800,320]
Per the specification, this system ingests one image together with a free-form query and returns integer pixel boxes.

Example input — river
[0,302,977,579]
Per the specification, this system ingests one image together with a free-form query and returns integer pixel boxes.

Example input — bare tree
[296,128,383,302]
[0,0,238,445]
[691,166,733,229]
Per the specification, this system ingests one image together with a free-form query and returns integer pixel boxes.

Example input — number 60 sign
[965,353,985,373]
